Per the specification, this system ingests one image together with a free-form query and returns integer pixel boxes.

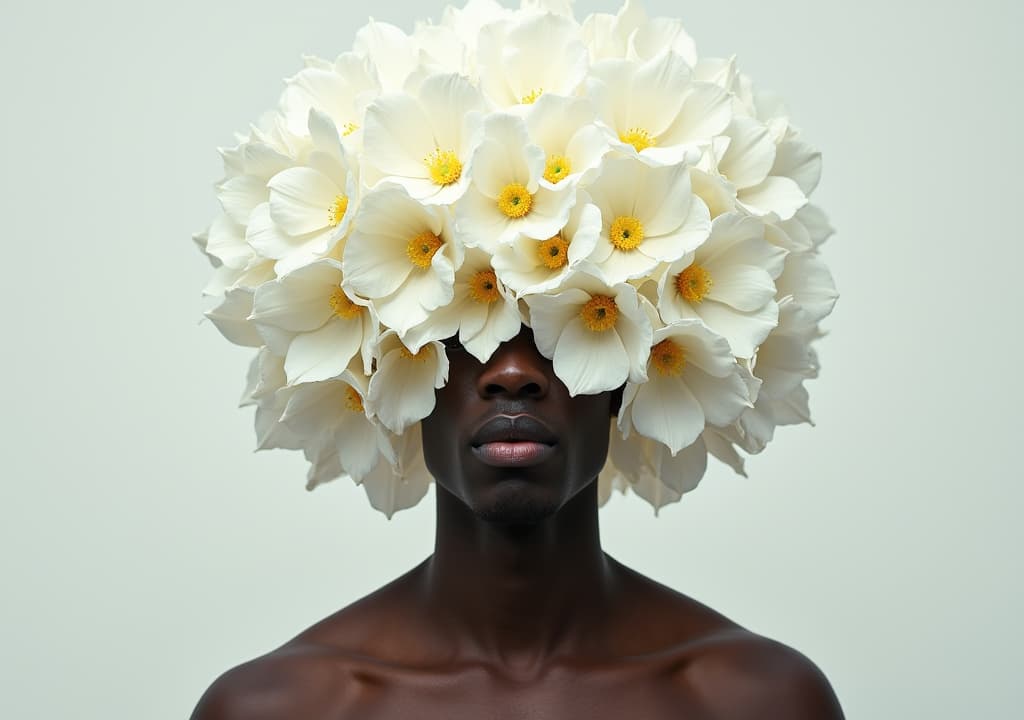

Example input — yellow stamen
[675,263,713,303]
[344,385,364,412]
[543,154,572,184]
[620,127,656,153]
[496,183,533,219]
[537,234,570,270]
[399,345,432,362]
[406,231,444,269]
[521,88,543,104]
[468,269,500,304]
[424,148,463,186]
[327,195,349,227]
[579,295,618,333]
[609,216,644,251]
[328,288,362,319]
[650,338,687,376]
[342,122,359,137]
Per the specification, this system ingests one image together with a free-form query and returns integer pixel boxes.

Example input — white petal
[284,318,362,385]
[553,317,629,395]
[268,167,340,236]
[630,375,704,454]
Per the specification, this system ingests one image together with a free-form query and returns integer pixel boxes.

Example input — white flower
[584,156,710,285]
[280,366,394,484]
[773,250,839,336]
[358,423,433,519]
[402,247,523,362]
[342,184,462,334]
[731,306,820,454]
[608,427,709,514]
[587,51,731,166]
[240,349,304,452]
[454,113,577,252]
[367,332,449,434]
[523,93,611,189]
[352,19,419,91]
[657,212,787,358]
[704,116,808,221]
[278,52,381,150]
[361,73,486,205]
[581,0,697,66]
[440,0,513,62]
[249,110,360,276]
[249,259,377,384]
[491,194,601,297]
[618,320,752,454]
[526,274,652,395]
[476,11,588,108]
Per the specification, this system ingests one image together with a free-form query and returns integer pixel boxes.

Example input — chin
[472,480,561,526]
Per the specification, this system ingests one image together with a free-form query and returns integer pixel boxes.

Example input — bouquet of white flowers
[195,0,838,517]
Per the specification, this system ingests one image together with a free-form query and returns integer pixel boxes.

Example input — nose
[476,328,550,400]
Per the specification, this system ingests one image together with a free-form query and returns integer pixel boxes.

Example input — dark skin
[191,327,844,719]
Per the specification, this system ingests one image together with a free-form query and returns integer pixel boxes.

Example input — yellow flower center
[497,183,533,219]
[609,216,644,251]
[620,127,656,153]
[399,345,432,362]
[536,234,570,270]
[675,263,713,303]
[543,154,572,184]
[328,288,362,319]
[406,231,444,269]
[521,88,544,104]
[650,338,687,376]
[327,195,349,227]
[424,148,463,186]
[344,385,364,413]
[469,269,500,304]
[342,122,359,137]
[579,295,618,333]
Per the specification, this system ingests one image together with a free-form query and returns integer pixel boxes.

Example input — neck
[421,480,617,671]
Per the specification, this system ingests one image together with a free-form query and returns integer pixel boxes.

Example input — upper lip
[470,414,558,447]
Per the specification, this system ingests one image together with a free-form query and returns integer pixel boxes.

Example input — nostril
[484,383,504,396]
[522,382,542,396]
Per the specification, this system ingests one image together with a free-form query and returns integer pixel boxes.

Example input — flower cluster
[195,0,837,517]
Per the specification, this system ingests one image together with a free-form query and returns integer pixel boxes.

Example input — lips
[470,414,558,468]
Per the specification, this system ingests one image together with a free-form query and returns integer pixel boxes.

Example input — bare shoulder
[189,569,425,720]
[188,643,357,720]
[676,629,845,719]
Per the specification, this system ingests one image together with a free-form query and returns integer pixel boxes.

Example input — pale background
[1,0,1020,717]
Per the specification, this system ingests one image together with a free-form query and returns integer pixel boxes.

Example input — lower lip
[473,442,555,468]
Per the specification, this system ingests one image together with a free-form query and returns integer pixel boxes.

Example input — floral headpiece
[195,0,838,517]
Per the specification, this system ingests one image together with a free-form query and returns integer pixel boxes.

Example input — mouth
[470,414,558,468]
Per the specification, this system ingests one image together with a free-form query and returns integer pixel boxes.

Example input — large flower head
[195,0,837,517]
[342,184,463,335]
[361,73,487,205]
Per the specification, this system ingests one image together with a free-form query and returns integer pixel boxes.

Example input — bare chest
[324,657,715,720]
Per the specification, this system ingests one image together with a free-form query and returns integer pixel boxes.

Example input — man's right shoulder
[189,645,357,720]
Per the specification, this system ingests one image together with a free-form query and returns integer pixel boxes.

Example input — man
[191,327,844,719]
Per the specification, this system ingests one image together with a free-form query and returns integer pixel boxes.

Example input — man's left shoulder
[675,629,845,719]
